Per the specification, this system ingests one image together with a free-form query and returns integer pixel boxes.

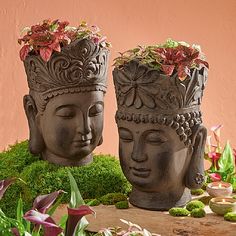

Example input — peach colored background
[0,0,236,157]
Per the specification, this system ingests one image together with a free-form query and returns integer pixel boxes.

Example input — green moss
[224,212,236,222]
[0,141,39,180]
[190,189,205,196]
[84,199,100,206]
[169,208,190,217]
[190,208,206,218]
[100,193,127,205]
[186,200,205,211]
[115,200,129,209]
[0,141,131,218]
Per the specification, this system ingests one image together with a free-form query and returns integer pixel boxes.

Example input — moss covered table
[54,204,236,236]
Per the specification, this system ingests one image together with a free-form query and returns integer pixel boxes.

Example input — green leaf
[68,171,84,208]
[218,141,235,176]
[16,197,23,223]
[73,217,89,236]
[47,194,64,216]
[58,214,68,230]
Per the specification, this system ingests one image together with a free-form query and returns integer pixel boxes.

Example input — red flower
[18,19,110,62]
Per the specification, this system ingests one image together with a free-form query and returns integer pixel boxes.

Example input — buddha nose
[131,142,147,162]
[76,115,92,139]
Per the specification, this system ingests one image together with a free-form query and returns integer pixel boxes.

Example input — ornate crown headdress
[24,39,109,112]
[113,60,208,146]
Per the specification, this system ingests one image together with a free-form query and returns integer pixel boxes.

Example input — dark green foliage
[100,193,127,205]
[224,212,236,222]
[84,199,100,206]
[190,189,205,196]
[0,141,39,179]
[190,208,206,218]
[232,195,236,200]
[186,200,205,211]
[115,200,129,209]
[0,141,131,218]
[169,207,190,217]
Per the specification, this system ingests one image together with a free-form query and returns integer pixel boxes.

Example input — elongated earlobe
[98,135,103,146]
[185,125,207,189]
[23,95,45,154]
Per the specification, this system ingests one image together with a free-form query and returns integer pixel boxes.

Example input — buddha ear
[185,125,207,189]
[98,135,103,146]
[23,95,45,155]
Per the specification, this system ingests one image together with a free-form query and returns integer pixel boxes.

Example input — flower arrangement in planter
[204,125,236,190]
[18,19,111,61]
[18,20,110,167]
[114,38,208,80]
[113,39,209,210]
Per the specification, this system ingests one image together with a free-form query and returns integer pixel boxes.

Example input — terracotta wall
[0,0,236,156]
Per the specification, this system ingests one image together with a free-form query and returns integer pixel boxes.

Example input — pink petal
[24,210,63,236]
[209,173,222,182]
[11,228,20,236]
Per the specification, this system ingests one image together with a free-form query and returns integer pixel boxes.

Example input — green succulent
[169,207,190,217]
[191,189,205,196]
[186,200,205,211]
[190,208,206,218]
[224,212,236,222]
[100,193,127,205]
[115,201,129,209]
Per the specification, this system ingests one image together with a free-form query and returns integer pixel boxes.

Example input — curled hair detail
[115,110,202,146]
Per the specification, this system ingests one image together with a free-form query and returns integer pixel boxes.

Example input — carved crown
[24,38,109,97]
[113,60,208,115]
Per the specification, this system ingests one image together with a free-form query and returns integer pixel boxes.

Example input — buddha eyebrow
[55,104,75,111]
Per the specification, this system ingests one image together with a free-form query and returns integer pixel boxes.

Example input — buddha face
[33,91,104,165]
[117,120,191,192]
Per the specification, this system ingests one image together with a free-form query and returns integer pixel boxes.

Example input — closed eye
[89,102,104,117]
[145,131,167,145]
[119,128,133,142]
[55,107,75,119]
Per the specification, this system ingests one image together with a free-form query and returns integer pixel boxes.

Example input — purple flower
[24,210,63,236]
[0,178,16,200]
[65,205,95,236]
[33,190,65,213]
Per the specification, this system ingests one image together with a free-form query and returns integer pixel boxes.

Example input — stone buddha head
[113,60,208,210]
[23,39,109,166]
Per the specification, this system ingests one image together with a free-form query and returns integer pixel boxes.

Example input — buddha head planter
[113,41,209,210]
[20,20,109,166]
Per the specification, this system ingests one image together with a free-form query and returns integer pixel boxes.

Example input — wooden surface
[54,203,236,236]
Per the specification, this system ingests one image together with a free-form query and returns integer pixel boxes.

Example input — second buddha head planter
[113,42,208,210]
[21,21,109,166]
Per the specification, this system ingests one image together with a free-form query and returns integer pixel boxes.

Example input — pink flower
[208,151,221,170]
[209,173,222,182]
